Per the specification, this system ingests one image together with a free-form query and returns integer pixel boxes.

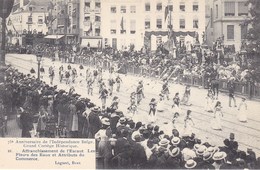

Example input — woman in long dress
[183,110,195,136]
[205,90,214,112]
[95,118,112,168]
[211,101,224,130]
[237,97,248,122]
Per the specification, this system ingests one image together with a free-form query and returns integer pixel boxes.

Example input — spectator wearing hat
[198,151,215,169]
[166,147,182,169]
[212,151,227,169]
[95,117,113,168]
[114,129,130,156]
[185,159,197,169]
[20,107,33,138]
[88,107,102,138]
[131,133,147,168]
[155,146,169,169]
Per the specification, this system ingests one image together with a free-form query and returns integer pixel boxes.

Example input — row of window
[145,19,199,29]
[85,2,101,9]
[108,18,199,34]
[110,3,199,14]
[27,16,44,24]
[226,25,248,40]
[215,2,248,18]
[84,28,100,36]
[84,16,101,22]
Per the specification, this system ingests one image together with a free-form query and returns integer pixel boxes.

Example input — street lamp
[36,51,42,79]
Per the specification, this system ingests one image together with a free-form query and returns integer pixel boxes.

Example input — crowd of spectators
[0,66,260,169]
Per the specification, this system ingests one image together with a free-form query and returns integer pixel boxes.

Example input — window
[157,2,162,11]
[193,2,199,12]
[95,28,100,36]
[180,19,185,29]
[193,19,198,28]
[215,5,218,19]
[111,6,116,13]
[130,6,136,13]
[85,2,90,8]
[227,25,234,40]
[238,2,248,16]
[156,18,162,29]
[121,6,126,13]
[145,3,150,11]
[28,16,32,23]
[145,18,150,29]
[130,20,136,34]
[95,2,101,9]
[38,16,43,24]
[224,2,235,16]
[180,3,185,12]
[241,25,248,39]
[84,16,90,22]
[168,5,173,11]
[110,20,116,34]
[95,16,101,22]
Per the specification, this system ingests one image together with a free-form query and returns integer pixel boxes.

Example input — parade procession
[1,0,260,169]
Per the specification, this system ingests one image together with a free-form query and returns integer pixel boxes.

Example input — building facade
[212,0,249,51]
[8,0,49,45]
[79,0,102,48]
[100,0,205,51]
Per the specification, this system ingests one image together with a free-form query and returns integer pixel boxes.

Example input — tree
[245,0,260,54]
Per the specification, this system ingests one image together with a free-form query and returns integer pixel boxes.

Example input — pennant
[164,6,169,21]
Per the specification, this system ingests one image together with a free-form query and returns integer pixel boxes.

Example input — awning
[81,38,102,48]
[44,35,64,39]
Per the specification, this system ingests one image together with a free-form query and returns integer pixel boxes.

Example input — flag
[120,17,124,31]
[164,6,169,21]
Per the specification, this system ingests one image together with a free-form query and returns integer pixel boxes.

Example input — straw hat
[203,152,213,161]
[171,137,181,145]
[159,138,170,146]
[185,159,197,169]
[213,152,227,161]
[101,118,110,126]
[169,147,180,157]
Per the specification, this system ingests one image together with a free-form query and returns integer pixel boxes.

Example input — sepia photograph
[0,0,260,169]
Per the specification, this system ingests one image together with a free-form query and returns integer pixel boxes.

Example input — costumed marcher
[183,110,195,137]
[148,98,157,122]
[211,101,224,130]
[161,79,170,100]
[181,85,191,106]
[237,97,248,123]
[115,75,122,92]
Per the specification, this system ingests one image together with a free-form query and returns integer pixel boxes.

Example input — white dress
[211,106,222,130]
[157,100,164,112]
[183,117,193,136]
[205,96,214,112]
[237,102,247,122]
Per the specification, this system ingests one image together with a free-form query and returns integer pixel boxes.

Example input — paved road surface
[6,54,260,156]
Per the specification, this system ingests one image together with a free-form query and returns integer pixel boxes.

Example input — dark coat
[88,111,102,138]
[131,142,147,168]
